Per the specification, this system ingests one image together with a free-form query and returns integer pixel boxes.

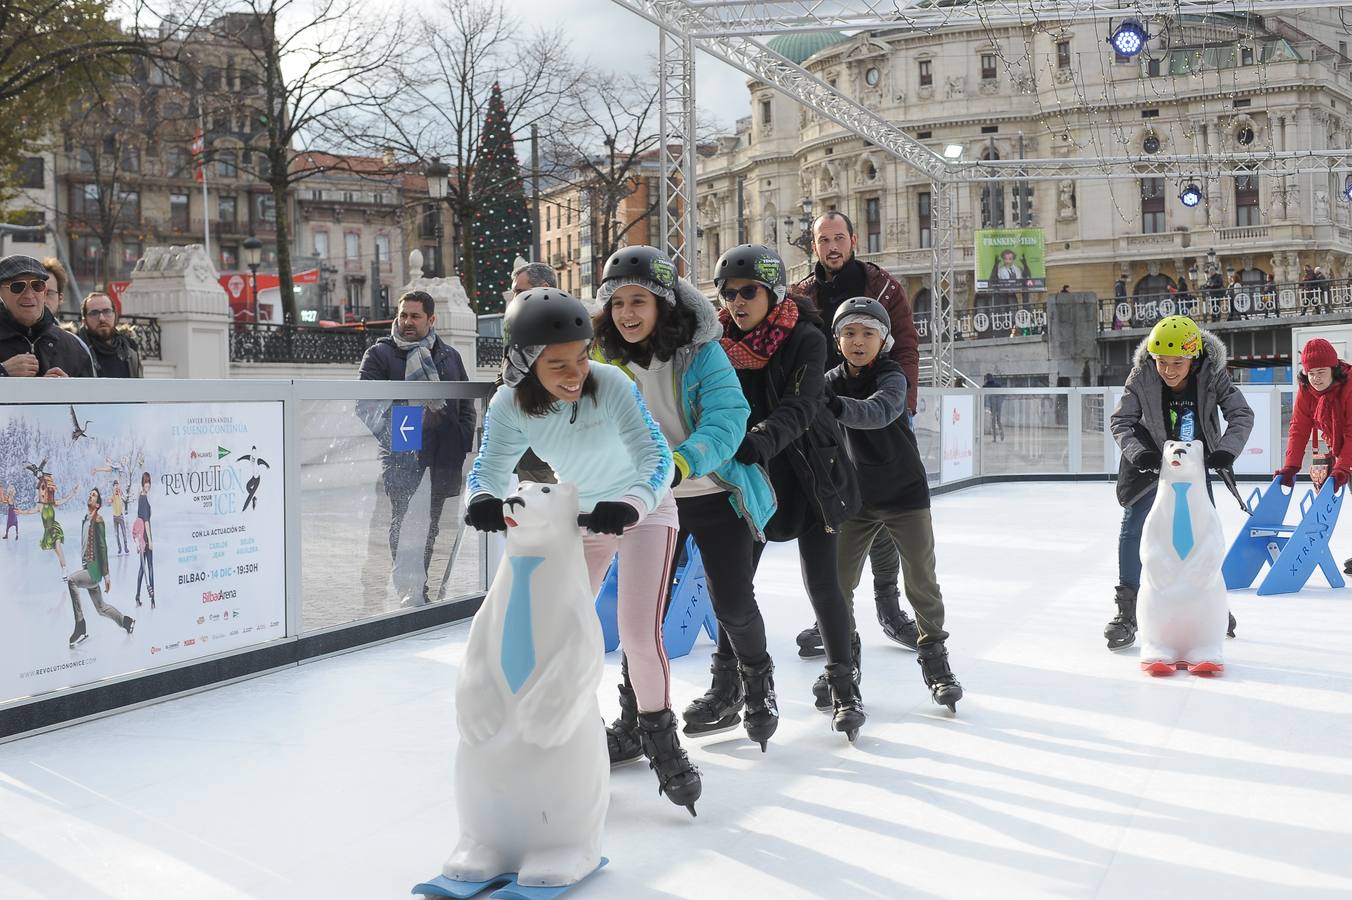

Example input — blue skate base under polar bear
[412,858,608,899]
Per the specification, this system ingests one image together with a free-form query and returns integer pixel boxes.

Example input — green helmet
[1147,315,1203,358]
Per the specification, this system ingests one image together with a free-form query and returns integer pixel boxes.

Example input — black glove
[1135,449,1162,471]
[735,433,767,465]
[586,501,640,536]
[824,385,844,417]
[464,496,506,532]
[1207,450,1235,470]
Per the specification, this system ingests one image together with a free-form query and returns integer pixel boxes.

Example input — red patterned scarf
[719,300,799,370]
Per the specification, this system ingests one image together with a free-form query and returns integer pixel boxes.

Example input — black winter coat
[827,358,929,512]
[357,334,477,493]
[0,306,94,377]
[735,300,860,539]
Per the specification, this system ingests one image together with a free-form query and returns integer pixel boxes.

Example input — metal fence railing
[1100,279,1352,331]
[915,299,1048,341]
[229,323,382,365]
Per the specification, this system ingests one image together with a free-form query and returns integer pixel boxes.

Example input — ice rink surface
[3,482,1352,899]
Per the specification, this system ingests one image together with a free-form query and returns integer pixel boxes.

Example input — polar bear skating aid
[1137,440,1229,676]
[440,481,608,890]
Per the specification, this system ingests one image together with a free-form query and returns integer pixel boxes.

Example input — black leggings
[677,493,768,667]
[712,519,854,666]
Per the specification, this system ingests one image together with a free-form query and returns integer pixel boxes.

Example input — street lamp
[425,156,450,278]
[787,195,815,255]
[243,234,263,323]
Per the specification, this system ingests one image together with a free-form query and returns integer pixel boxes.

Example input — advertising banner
[1234,388,1273,475]
[941,394,976,483]
[0,401,286,705]
[975,228,1047,293]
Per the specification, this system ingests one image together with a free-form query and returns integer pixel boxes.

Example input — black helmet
[831,296,891,338]
[713,243,787,303]
[503,287,593,349]
[600,245,677,291]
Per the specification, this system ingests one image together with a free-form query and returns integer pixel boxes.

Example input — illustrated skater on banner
[465,286,702,816]
[3,484,17,539]
[133,471,155,607]
[1275,338,1352,574]
[1108,315,1252,652]
[67,488,134,648]
[238,447,269,511]
[18,472,78,580]
[109,479,129,555]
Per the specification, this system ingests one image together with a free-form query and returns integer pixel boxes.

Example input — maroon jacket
[794,259,920,413]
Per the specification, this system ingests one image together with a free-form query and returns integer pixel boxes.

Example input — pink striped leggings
[581,494,679,713]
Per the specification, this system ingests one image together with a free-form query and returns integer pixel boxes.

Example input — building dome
[766,31,848,65]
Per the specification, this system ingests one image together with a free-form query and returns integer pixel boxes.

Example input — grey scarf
[391,323,445,411]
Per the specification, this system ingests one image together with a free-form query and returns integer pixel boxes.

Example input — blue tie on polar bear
[441,480,608,890]
[1138,440,1228,675]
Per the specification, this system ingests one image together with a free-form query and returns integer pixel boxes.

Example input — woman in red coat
[1277,338,1352,572]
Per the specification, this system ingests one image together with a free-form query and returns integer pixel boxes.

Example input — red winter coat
[1283,361,1352,469]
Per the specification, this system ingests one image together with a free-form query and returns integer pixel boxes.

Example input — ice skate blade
[1106,640,1136,652]
[845,728,859,743]
[1141,660,1176,676]
[685,804,697,818]
[681,714,741,737]
[1188,661,1224,676]
[413,858,608,899]
[797,645,825,659]
[609,753,645,769]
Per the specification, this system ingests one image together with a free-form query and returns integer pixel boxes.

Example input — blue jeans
[1117,477,1214,589]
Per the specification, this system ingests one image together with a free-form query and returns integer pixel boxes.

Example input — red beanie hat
[1302,338,1339,371]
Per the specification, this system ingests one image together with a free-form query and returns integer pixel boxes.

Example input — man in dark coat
[792,213,920,646]
[0,255,94,378]
[77,291,143,378]
[358,290,476,606]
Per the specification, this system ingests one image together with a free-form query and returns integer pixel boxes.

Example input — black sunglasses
[719,284,763,303]
[4,279,48,295]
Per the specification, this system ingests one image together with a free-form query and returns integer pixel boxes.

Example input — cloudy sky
[421,0,755,132]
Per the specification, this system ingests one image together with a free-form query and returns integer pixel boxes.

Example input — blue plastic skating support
[592,537,718,658]
[1222,475,1295,590]
[413,859,609,900]
[1257,479,1346,595]
[660,535,719,660]
[592,555,620,652]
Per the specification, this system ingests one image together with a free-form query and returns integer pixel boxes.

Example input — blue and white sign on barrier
[391,405,424,453]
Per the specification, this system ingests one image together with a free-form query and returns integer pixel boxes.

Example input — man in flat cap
[0,255,94,377]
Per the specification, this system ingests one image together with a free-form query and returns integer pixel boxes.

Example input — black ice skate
[606,661,644,767]
[738,657,779,752]
[1104,585,1137,651]
[824,661,865,742]
[917,641,964,713]
[812,631,861,712]
[1227,611,1237,639]
[122,616,135,635]
[637,709,701,817]
[796,622,825,658]
[68,620,87,648]
[876,585,919,650]
[682,652,743,736]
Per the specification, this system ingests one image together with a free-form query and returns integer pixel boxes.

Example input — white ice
[3,482,1352,899]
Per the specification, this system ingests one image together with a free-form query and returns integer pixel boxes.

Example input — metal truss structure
[609,0,1352,384]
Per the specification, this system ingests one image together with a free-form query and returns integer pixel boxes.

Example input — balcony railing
[915,299,1047,341]
[1100,278,1352,331]
[56,312,162,361]
[229,323,381,365]
[477,336,503,369]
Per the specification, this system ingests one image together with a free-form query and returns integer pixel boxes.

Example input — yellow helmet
[1147,315,1203,358]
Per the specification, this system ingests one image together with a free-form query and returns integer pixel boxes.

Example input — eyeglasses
[4,280,48,296]
[719,284,762,303]
[85,308,116,319]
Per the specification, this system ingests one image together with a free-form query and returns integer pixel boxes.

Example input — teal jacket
[595,278,777,540]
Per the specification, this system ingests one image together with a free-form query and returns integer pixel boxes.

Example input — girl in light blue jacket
[465,287,702,816]
[592,246,780,756]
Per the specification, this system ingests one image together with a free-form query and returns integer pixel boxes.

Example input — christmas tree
[471,82,531,315]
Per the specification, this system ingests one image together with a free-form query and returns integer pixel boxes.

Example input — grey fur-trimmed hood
[675,277,722,347]
[1131,325,1228,371]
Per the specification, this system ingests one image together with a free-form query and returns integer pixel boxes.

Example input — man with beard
[793,212,922,655]
[358,290,475,606]
[77,292,143,378]
[0,255,93,378]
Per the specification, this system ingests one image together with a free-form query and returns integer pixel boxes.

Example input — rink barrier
[0,380,1297,742]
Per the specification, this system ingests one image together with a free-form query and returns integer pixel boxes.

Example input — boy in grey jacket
[1108,315,1252,650]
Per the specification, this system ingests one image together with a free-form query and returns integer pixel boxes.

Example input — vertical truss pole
[658,28,697,276]
[930,179,956,387]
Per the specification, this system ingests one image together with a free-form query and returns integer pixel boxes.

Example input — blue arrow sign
[391,405,423,453]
